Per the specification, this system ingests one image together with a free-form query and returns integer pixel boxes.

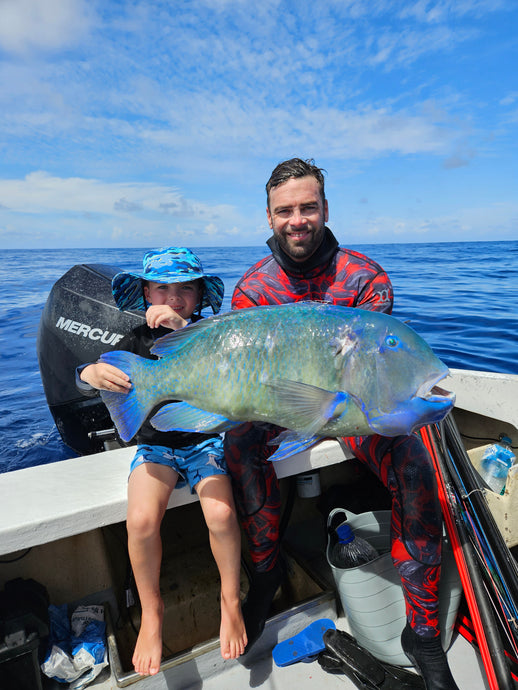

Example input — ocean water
[1,241,516,474]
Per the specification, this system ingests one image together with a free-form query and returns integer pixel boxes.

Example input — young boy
[77,247,247,676]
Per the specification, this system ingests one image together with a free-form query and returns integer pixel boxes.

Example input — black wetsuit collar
[266,227,339,275]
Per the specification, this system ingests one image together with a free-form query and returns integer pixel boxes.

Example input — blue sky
[0,0,516,249]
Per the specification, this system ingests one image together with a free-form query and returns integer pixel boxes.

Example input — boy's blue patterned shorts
[129,436,227,492]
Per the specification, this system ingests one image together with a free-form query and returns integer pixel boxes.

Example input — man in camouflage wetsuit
[224,158,459,690]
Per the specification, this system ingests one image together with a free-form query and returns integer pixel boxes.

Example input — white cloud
[124,92,461,164]
[0,1,515,248]
[398,0,507,23]
[0,171,269,248]
[0,0,93,55]
[0,0,500,177]
[335,200,518,244]
[0,171,234,220]
[500,92,518,107]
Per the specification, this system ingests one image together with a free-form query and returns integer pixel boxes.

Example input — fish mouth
[365,370,455,437]
[416,372,456,406]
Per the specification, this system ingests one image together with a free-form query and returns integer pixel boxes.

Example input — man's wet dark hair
[266,158,326,208]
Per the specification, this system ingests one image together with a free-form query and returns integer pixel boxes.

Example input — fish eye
[384,335,399,348]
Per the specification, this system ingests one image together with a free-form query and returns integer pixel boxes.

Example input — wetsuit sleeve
[231,285,259,310]
[355,270,393,314]
[231,265,283,310]
[75,364,99,397]
[230,257,277,310]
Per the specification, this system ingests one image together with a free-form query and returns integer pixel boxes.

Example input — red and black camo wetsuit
[224,228,443,637]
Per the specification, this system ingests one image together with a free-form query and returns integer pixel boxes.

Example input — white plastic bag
[41,604,108,689]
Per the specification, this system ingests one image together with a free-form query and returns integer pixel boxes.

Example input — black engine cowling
[37,263,145,455]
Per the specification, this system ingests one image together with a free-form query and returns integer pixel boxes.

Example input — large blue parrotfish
[99,302,455,461]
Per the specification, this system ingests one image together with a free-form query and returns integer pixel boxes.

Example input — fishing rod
[462,511,518,659]
[444,459,518,654]
[441,414,518,615]
[420,423,513,690]
[436,416,518,673]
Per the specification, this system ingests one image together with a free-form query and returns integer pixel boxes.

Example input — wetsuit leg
[341,433,443,636]
[224,422,281,572]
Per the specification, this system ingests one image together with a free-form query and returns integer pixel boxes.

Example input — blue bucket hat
[111,247,224,314]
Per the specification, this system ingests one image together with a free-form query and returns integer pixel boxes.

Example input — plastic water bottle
[330,523,379,568]
[479,436,516,495]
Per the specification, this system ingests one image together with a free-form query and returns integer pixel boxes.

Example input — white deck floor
[88,615,490,690]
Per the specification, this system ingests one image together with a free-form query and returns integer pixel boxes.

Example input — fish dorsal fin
[265,379,351,436]
[150,321,209,358]
[150,310,245,358]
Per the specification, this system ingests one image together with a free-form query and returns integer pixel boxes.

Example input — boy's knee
[205,501,236,535]
[127,507,162,539]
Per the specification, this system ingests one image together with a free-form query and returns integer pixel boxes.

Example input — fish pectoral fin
[150,402,240,433]
[267,433,321,462]
[265,379,351,436]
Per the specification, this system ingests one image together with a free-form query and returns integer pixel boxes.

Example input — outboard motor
[37,264,145,455]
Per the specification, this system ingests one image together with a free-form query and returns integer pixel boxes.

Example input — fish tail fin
[99,350,152,441]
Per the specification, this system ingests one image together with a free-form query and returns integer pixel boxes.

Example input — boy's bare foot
[132,606,164,676]
[220,595,247,659]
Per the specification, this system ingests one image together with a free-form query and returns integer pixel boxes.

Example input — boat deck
[84,613,489,690]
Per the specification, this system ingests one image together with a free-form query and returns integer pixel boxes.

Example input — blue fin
[150,326,200,358]
[150,401,241,434]
[265,380,351,436]
[267,433,321,462]
[98,350,151,442]
[273,618,336,667]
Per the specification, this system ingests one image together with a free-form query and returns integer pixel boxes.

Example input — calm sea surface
[1,241,516,473]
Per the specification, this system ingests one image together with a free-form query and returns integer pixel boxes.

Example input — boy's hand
[80,362,132,393]
[146,304,187,331]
